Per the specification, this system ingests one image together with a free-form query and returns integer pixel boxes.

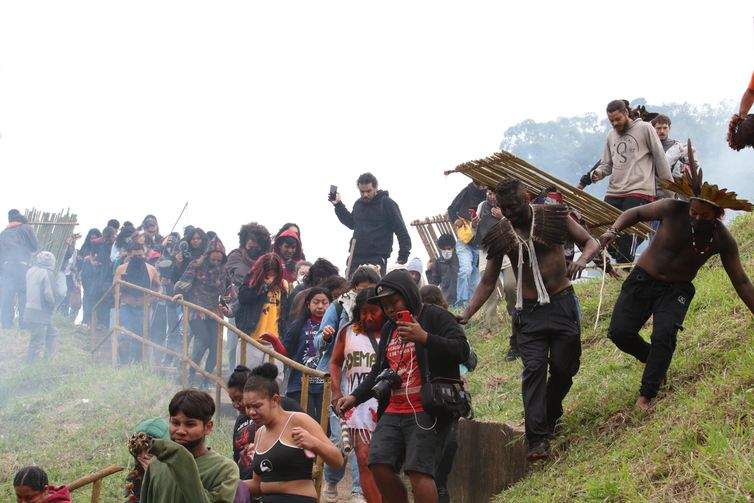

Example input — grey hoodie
[25,251,66,324]
[593,118,672,198]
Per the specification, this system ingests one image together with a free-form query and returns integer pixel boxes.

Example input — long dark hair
[247,253,286,291]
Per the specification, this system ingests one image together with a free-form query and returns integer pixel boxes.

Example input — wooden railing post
[240,337,247,366]
[215,320,223,420]
[90,478,102,503]
[182,305,189,388]
[112,283,121,366]
[90,310,97,353]
[142,302,149,367]
[301,374,310,412]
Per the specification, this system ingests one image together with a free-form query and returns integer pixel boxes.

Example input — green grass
[0,319,234,502]
[1,215,753,502]
[466,213,754,502]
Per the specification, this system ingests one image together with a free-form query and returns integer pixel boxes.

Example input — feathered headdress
[660,140,753,212]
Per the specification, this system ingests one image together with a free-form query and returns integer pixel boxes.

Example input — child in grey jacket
[25,251,66,362]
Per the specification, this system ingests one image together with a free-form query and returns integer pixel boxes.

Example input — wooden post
[182,305,189,387]
[215,320,223,420]
[90,310,97,355]
[300,373,310,412]
[90,479,102,503]
[240,338,247,366]
[112,283,121,366]
[314,375,332,500]
[142,302,149,367]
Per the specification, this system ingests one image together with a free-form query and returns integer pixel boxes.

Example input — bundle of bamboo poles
[410,214,456,260]
[446,151,653,239]
[25,208,78,273]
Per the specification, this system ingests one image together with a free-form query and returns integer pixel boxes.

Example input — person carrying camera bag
[337,270,469,503]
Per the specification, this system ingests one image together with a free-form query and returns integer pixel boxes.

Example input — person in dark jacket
[447,182,487,307]
[0,209,39,329]
[337,270,469,503]
[331,172,412,277]
[272,228,304,284]
[426,233,459,306]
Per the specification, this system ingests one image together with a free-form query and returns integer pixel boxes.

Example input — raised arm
[599,199,680,248]
[334,201,355,230]
[719,229,754,315]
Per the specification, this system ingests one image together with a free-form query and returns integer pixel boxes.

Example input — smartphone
[328,185,338,201]
[395,310,411,323]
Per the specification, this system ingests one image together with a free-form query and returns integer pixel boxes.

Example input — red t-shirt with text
[384,328,424,414]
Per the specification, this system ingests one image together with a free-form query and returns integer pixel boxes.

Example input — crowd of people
[8,93,754,503]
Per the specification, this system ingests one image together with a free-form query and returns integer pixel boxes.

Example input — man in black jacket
[331,172,412,278]
[337,270,469,503]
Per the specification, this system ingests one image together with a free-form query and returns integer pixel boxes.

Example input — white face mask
[440,250,453,260]
[296,273,306,282]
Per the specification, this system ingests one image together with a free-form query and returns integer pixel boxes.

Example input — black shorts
[262,494,316,503]
[367,411,445,476]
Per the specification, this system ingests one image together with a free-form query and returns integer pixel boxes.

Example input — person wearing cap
[125,417,169,502]
[600,159,754,411]
[0,209,39,329]
[337,270,469,503]
[174,237,232,385]
[133,389,239,502]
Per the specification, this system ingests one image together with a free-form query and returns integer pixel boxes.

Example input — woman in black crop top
[242,363,343,503]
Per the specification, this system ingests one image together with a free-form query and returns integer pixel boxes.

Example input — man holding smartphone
[337,269,469,503]
[330,172,412,278]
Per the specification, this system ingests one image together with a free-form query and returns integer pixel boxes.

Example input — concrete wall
[447,419,529,502]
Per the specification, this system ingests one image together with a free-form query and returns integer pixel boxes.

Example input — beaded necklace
[690,223,715,255]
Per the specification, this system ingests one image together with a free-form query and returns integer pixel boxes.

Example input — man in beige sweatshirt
[590,99,672,263]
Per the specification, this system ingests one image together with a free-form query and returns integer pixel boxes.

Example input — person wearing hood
[14,466,71,503]
[274,222,306,260]
[25,251,66,362]
[171,227,209,285]
[113,241,162,364]
[273,229,303,284]
[226,223,272,366]
[587,99,672,263]
[331,172,412,278]
[0,209,39,329]
[337,270,469,503]
[174,237,231,385]
[426,233,459,307]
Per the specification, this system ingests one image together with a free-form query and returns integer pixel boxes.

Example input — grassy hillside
[1,214,751,502]
[466,213,754,502]
[0,321,234,501]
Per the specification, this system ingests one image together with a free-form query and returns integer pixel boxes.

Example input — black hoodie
[351,270,469,419]
[334,190,411,262]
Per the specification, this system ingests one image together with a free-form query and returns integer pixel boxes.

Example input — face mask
[297,273,306,283]
[440,250,453,260]
[177,436,204,452]
[247,248,262,260]
[130,257,146,266]
[690,217,715,234]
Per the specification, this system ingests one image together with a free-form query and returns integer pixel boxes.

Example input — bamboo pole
[112,284,120,366]
[142,302,149,367]
[300,373,310,411]
[182,306,189,387]
[215,321,223,420]
[68,465,123,491]
[90,479,102,503]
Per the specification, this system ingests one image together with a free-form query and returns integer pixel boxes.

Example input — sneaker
[437,486,450,503]
[527,438,550,460]
[323,482,338,503]
[348,493,367,503]
[504,347,519,361]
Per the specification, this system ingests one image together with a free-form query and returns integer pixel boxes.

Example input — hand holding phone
[395,310,412,323]
[328,185,338,201]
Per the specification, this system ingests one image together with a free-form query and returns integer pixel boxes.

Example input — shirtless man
[461,178,600,460]
[600,164,754,410]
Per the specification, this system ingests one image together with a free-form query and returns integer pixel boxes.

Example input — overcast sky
[1,1,752,269]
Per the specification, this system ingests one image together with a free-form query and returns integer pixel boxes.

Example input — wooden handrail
[68,464,123,491]
[113,279,326,378]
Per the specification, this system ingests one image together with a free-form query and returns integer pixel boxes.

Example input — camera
[177,240,192,260]
[370,368,402,401]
